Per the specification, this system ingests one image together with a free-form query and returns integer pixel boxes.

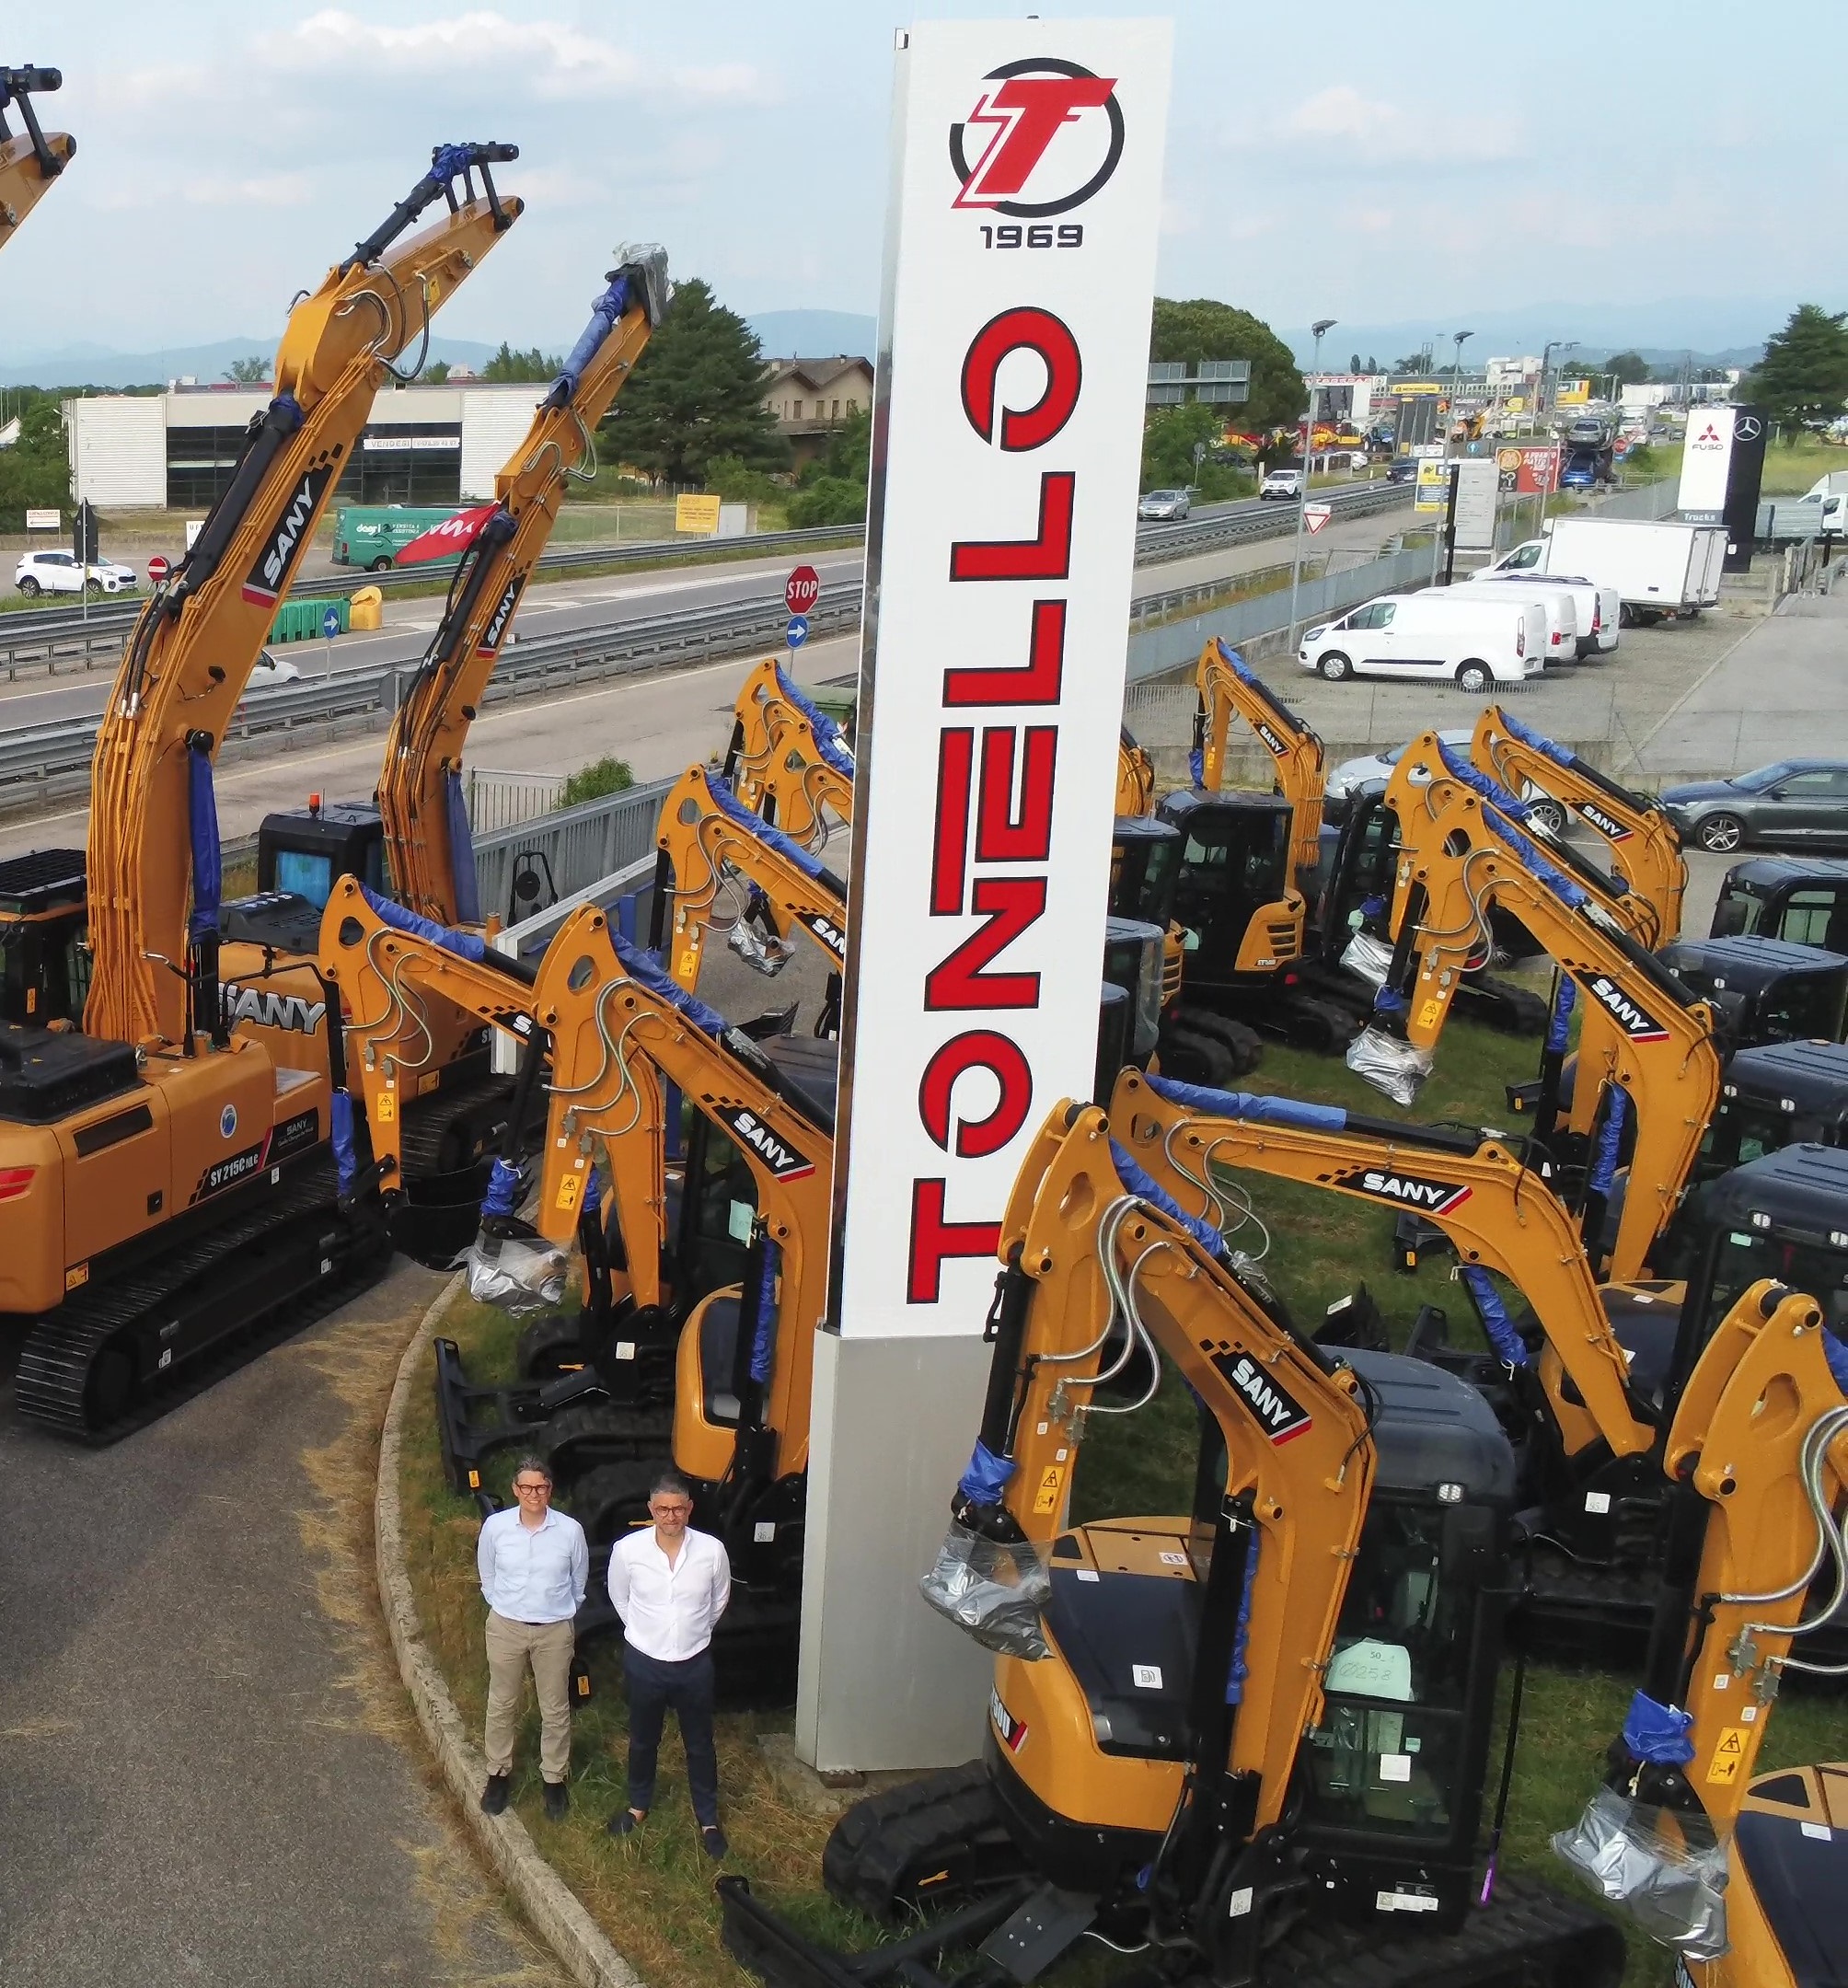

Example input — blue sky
[2,2,1836,357]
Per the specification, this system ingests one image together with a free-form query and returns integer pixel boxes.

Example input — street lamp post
[1287,317,1335,652]
[1452,329,1473,381]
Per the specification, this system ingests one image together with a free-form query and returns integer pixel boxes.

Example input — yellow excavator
[0,65,71,247]
[720,1094,1847,1988]
[212,248,666,1227]
[0,144,522,1439]
[1192,633,1326,885]
[722,656,854,853]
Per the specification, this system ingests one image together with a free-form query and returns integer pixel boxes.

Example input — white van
[1298,591,1546,693]
[1461,578,1578,666]
[1466,565,1619,659]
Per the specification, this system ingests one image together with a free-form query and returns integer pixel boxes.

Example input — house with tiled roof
[761,354,874,467]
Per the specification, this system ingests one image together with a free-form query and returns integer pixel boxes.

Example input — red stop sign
[785,565,820,616]
[146,555,170,585]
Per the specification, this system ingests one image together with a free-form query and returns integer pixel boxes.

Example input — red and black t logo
[950,58,1125,216]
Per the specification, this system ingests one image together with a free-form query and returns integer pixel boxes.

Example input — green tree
[1347,352,1362,374]
[1149,298,1302,432]
[560,755,634,807]
[1603,350,1651,387]
[422,359,451,384]
[1748,305,1848,434]
[1140,402,1221,489]
[787,410,871,526]
[0,391,69,530]
[602,277,790,485]
[704,453,781,506]
[224,354,269,385]
[1366,354,1380,374]
[482,341,562,383]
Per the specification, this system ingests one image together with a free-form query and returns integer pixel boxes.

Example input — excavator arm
[0,65,71,246]
[943,1099,1375,1828]
[1193,637,1325,878]
[1115,727,1156,816]
[651,763,848,994]
[87,142,522,1050]
[1472,705,1686,944]
[1370,732,1719,1280]
[723,657,855,850]
[378,248,669,921]
[1107,1063,1657,1465]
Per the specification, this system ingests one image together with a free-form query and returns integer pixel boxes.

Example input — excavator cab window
[1707,1228,1848,1342]
[1108,822,1180,931]
[675,1113,757,1305]
[1758,968,1848,1045]
[1773,885,1848,953]
[1168,802,1290,986]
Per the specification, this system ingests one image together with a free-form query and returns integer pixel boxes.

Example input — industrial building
[64,380,553,510]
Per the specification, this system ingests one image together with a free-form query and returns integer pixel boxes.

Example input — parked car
[1661,761,1848,855]
[1325,730,1474,803]
[1138,488,1191,522]
[247,649,302,688]
[1297,591,1546,693]
[1385,459,1417,484]
[14,549,139,597]
[1260,468,1304,501]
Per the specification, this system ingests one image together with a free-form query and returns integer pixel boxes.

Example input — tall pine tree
[1750,305,1848,433]
[601,279,789,484]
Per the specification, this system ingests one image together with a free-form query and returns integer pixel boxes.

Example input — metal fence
[466,767,567,833]
[470,774,673,929]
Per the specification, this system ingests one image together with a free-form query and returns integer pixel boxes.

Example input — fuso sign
[833,21,1173,1339]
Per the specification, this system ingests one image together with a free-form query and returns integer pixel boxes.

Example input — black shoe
[607,1808,646,1839]
[701,1824,729,1859]
[543,1781,569,1823]
[479,1774,510,1816]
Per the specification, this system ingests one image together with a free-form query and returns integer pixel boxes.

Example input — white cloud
[183,173,314,209]
[1283,85,1526,166]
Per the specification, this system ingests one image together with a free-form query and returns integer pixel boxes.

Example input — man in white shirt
[605,1468,733,1857]
[477,1455,588,1823]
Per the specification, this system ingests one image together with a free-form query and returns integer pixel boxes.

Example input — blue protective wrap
[1460,1266,1530,1368]
[1827,1331,1848,1396]
[1188,746,1205,788]
[330,1089,358,1197]
[270,391,305,435]
[1360,895,1387,919]
[1226,1526,1260,1705]
[480,1157,521,1219]
[610,930,727,1036]
[708,770,828,881]
[1438,737,1533,824]
[549,271,629,401]
[188,738,222,942]
[1547,977,1577,1054]
[1109,1138,1228,1258]
[1145,1069,1349,1133]
[747,1238,780,1386]
[1622,1690,1695,1766]
[1372,986,1409,1018]
[359,883,487,962]
[585,1165,601,1208]
[773,665,856,780]
[1437,742,1592,907]
[430,143,478,184]
[1588,1086,1629,1197]
[1496,706,1574,769]
[958,1440,1015,1507]
[443,768,480,925]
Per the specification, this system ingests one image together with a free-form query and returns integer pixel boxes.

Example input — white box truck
[1756,473,1848,543]
[1484,517,1726,624]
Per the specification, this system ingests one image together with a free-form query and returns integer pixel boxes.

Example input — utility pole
[1286,317,1335,650]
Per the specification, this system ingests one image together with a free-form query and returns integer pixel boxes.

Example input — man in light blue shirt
[477,1456,588,1822]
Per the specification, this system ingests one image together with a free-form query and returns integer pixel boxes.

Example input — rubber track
[822,1764,1011,1926]
[14,1161,391,1443]
[396,1068,517,1180]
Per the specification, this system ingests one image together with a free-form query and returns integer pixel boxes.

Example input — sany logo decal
[949,58,1125,216]
[1332,1165,1473,1217]
[1579,971,1669,1043]
[477,574,526,658]
[795,909,848,959]
[241,463,333,607]
[1212,1349,1313,1444]
[1255,721,1288,759]
[1577,800,1633,842]
[715,1104,815,1182]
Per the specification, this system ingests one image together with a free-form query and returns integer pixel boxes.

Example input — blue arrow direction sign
[322,607,342,640]
[785,615,810,649]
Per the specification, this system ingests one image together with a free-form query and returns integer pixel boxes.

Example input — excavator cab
[0,849,91,1027]
[1712,856,1848,954]
[1154,790,1299,993]
[223,801,390,955]
[1658,934,1848,1056]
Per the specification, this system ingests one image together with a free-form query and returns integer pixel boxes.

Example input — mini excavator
[1192,633,1325,885]
[213,249,668,1235]
[0,144,521,1439]
[0,65,72,248]
[722,657,854,851]
[721,1095,1848,1988]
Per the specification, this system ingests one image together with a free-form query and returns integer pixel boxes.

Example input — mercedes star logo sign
[1734,416,1763,442]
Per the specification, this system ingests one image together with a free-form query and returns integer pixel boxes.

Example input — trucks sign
[832,19,1172,1338]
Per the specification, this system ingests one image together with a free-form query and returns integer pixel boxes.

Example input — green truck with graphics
[329,504,462,571]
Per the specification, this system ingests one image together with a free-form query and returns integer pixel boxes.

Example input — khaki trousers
[483,1608,575,1783]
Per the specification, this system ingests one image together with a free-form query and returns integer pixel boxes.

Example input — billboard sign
[1497,445,1560,496]
[1452,457,1499,551]
[1720,405,1767,572]
[833,20,1173,1340]
[675,493,722,534]
[1678,405,1736,522]
[1415,458,1453,514]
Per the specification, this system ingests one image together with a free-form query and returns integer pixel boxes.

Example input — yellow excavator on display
[0,143,522,1439]
[0,65,72,247]
[720,1093,1848,1988]
[1192,634,1326,884]
[722,657,854,853]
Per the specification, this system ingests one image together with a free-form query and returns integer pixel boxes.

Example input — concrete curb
[375,1273,647,1988]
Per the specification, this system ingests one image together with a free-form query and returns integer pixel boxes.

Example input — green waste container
[268,596,350,643]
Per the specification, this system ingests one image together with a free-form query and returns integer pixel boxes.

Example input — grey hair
[512,1456,554,1488]
[650,1468,695,1503]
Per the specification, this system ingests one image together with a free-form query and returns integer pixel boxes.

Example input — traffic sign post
[145,555,170,587]
[785,564,820,617]
[323,604,341,676]
[785,614,810,651]
[1302,502,1333,536]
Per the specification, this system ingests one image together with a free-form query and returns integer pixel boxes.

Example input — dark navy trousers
[623,1642,719,1824]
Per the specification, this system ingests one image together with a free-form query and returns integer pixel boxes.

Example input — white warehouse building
[64,380,554,511]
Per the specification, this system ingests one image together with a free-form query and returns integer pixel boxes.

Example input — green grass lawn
[402,1011,1848,1988]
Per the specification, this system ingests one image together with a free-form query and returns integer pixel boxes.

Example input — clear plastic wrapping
[1345,1025,1434,1107]
[461,1231,569,1314]
[918,1522,1051,1660]
[1552,1786,1728,1962]
[727,919,795,977]
[1340,930,1393,988]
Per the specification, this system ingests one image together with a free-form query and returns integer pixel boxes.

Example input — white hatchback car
[248,648,302,688]
[1260,468,1304,501]
[15,549,139,597]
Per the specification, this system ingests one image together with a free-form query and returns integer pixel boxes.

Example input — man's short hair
[512,1456,554,1488]
[650,1468,695,1504]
